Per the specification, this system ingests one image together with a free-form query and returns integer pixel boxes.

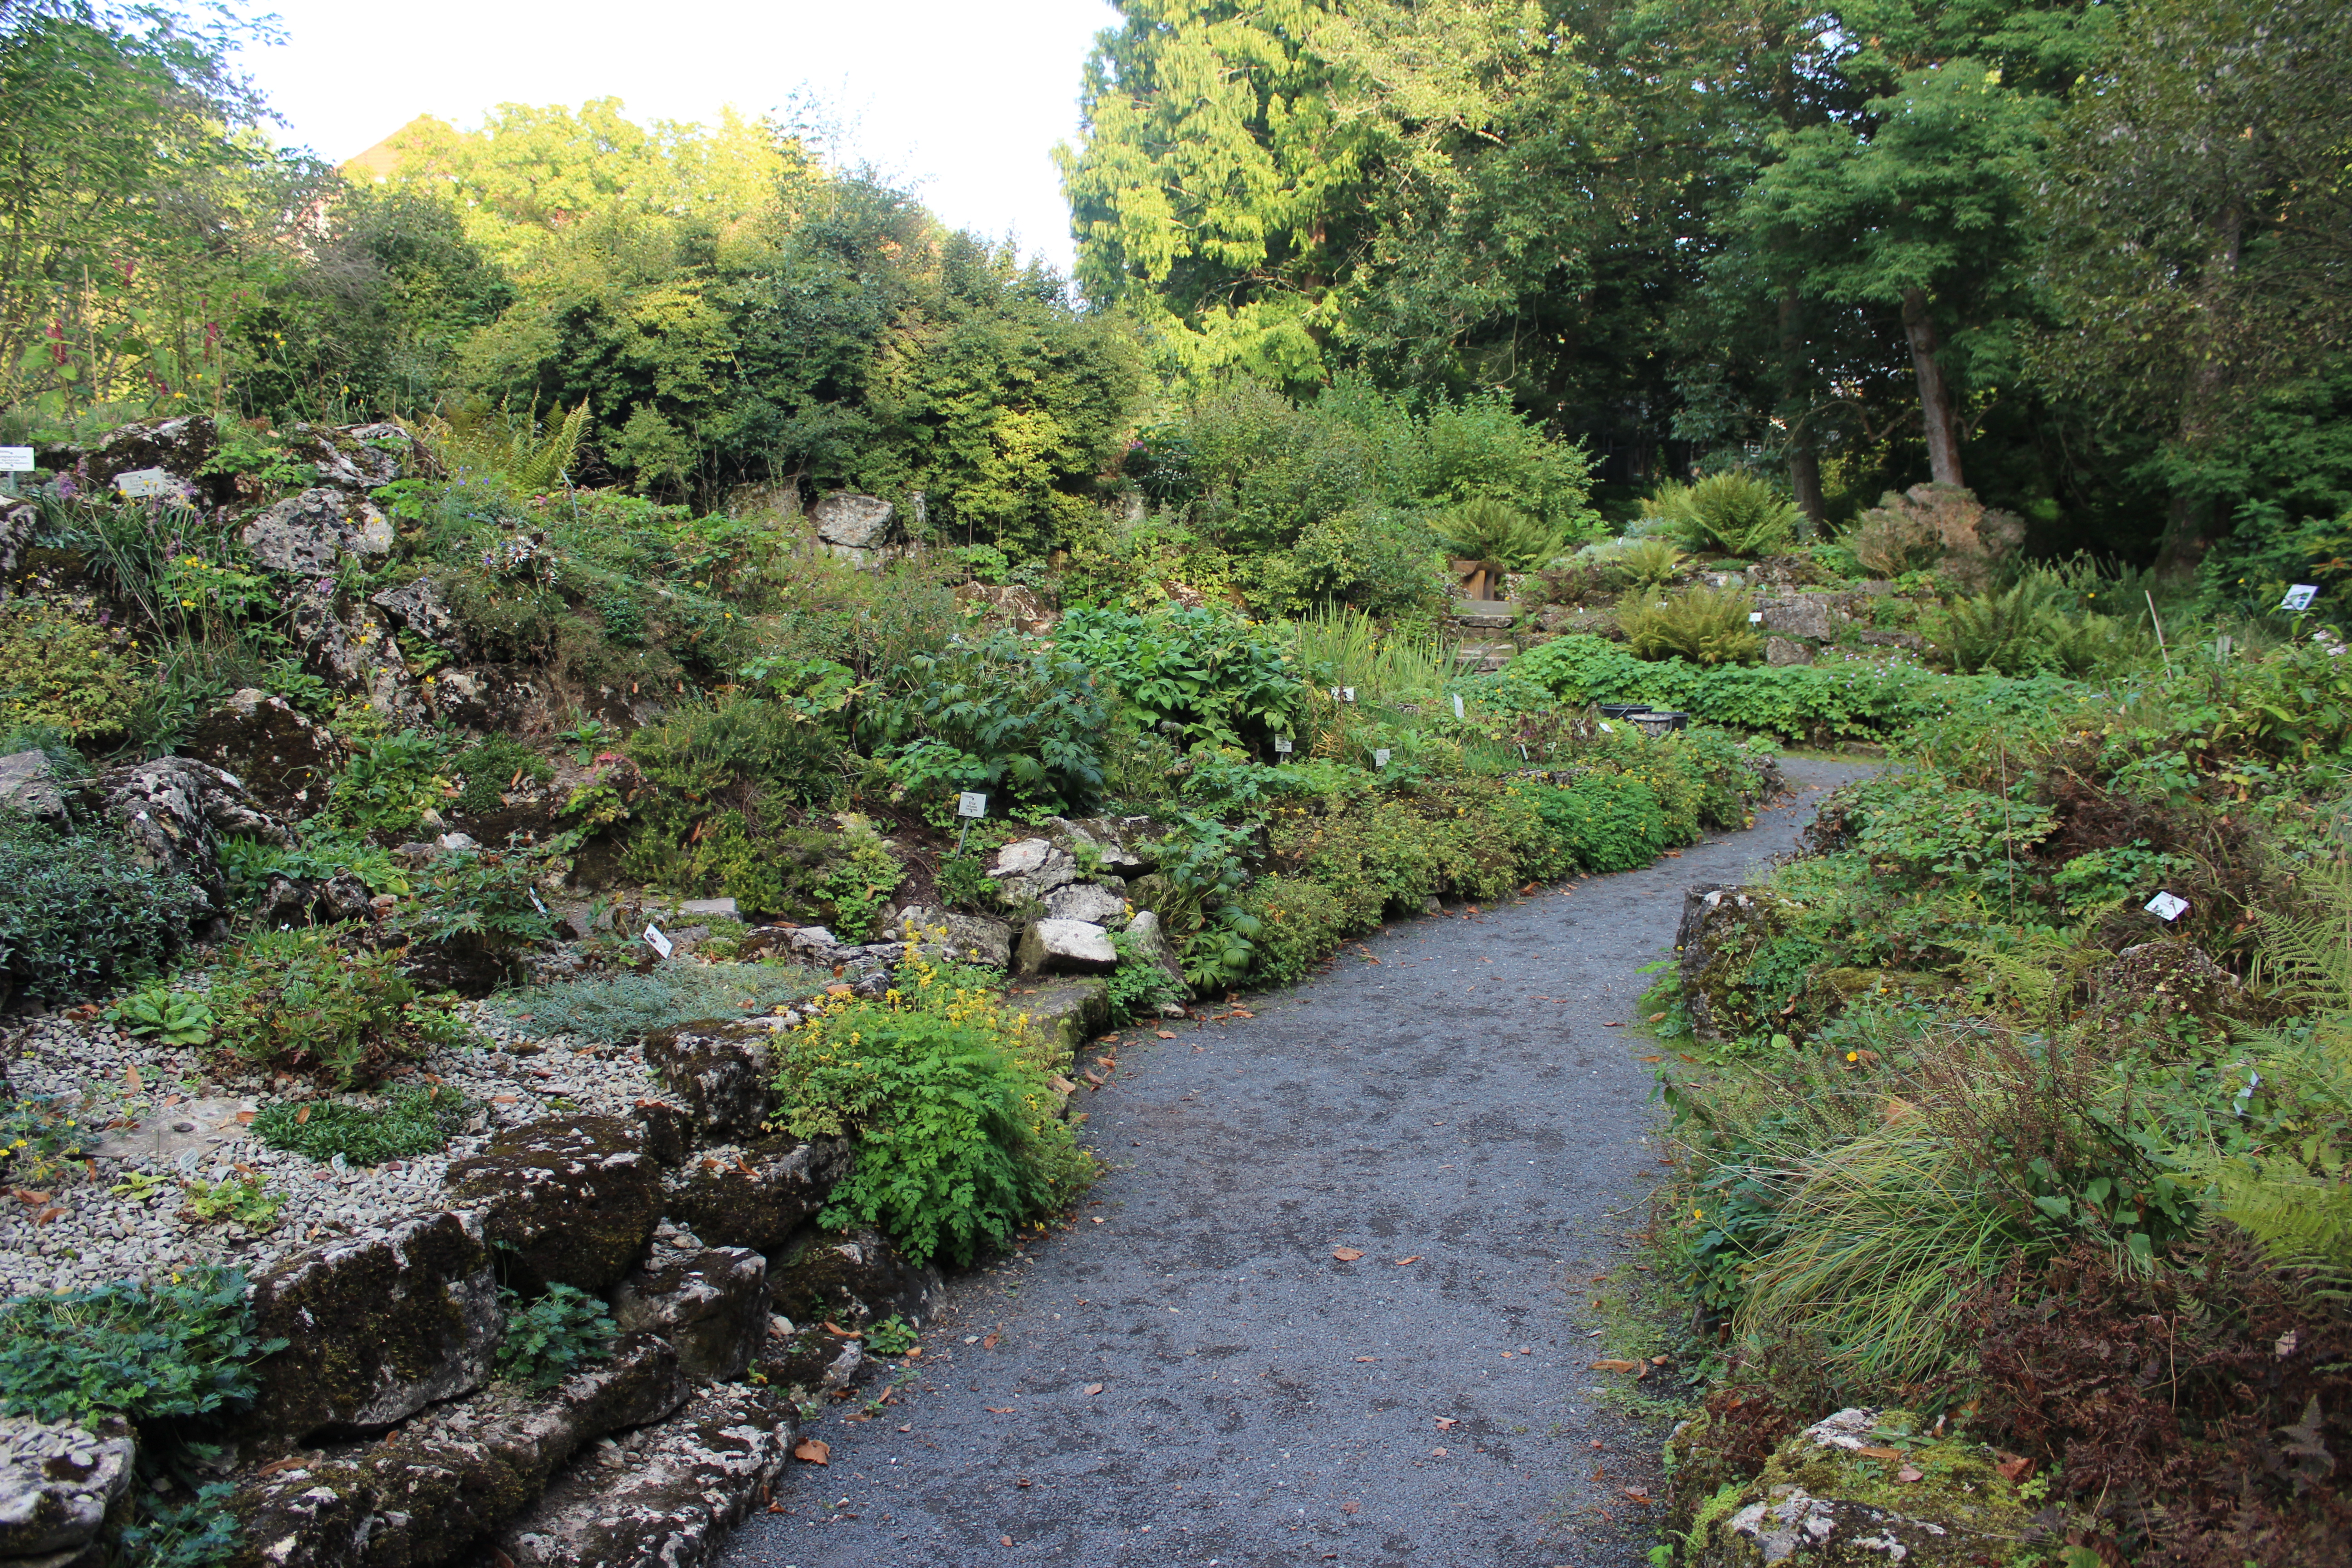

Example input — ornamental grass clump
[771,937,1093,1265]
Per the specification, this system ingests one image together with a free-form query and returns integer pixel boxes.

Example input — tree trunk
[1901,287,1965,489]
[1779,289,1825,532]
[1787,447,1824,531]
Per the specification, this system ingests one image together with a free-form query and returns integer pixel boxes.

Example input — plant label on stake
[1372,748,1391,769]
[0,446,29,498]
[956,792,989,819]
[643,924,675,958]
[2145,891,2189,923]
[1273,736,1293,756]
[528,889,550,916]
[1452,694,1465,720]
[1748,611,1764,623]
[2281,584,2319,612]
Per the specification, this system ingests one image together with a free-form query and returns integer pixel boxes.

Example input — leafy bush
[489,963,823,1044]
[1846,483,2025,591]
[1602,537,1687,589]
[251,1084,472,1166]
[450,733,554,817]
[0,1270,284,1425]
[872,633,1110,812]
[329,730,449,838]
[105,984,214,1045]
[392,848,560,955]
[774,975,1091,1266]
[1055,605,1304,749]
[495,1283,617,1389]
[1642,475,1799,558]
[208,928,466,1086]
[180,1174,286,1231]
[0,602,146,740]
[0,815,201,1006]
[1615,585,1764,665]
[1432,497,1565,570]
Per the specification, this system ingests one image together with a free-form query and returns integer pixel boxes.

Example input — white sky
[234,0,1121,276]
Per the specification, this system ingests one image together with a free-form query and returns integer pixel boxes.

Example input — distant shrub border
[1496,634,2081,742]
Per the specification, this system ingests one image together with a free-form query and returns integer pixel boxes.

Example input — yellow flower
[1845,1051,1859,1063]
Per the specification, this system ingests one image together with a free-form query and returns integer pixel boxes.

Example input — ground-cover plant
[0,1269,285,1427]
[495,1283,617,1389]
[772,951,1092,1266]
[1431,496,1566,570]
[0,814,202,1006]
[206,928,468,1086]
[251,1084,473,1165]
[180,1173,286,1231]
[490,963,823,1044]
[328,729,451,838]
[1054,604,1304,750]
[105,984,215,1044]
[1615,584,1763,666]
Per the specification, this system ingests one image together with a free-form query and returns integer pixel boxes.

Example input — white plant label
[1598,721,1614,733]
[643,923,675,958]
[2145,891,2189,923]
[1452,693,1465,720]
[1372,748,1391,769]
[1748,611,1764,623]
[1273,736,1293,754]
[0,447,33,471]
[115,468,180,497]
[956,791,989,818]
[528,889,549,916]
[2281,583,2319,612]
[1342,686,1357,704]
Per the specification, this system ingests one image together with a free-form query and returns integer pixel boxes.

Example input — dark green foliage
[0,814,200,1005]
[0,1270,284,1426]
[489,965,823,1044]
[114,1480,239,1568]
[1054,605,1304,749]
[393,849,560,953]
[872,634,1111,812]
[451,734,554,818]
[329,730,448,838]
[1529,775,1671,873]
[209,928,465,1087]
[495,1284,617,1390]
[251,1085,472,1166]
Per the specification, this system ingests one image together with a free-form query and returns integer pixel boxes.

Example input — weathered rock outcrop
[179,689,341,816]
[0,1414,134,1564]
[611,1249,768,1383]
[1015,917,1118,975]
[242,488,395,575]
[767,1226,942,1332]
[0,750,67,824]
[244,1210,502,1441]
[659,1136,852,1254]
[1676,884,1805,1044]
[1682,1407,2032,1568]
[991,837,1079,903]
[1014,976,1112,1056]
[1044,881,1127,927]
[889,907,1013,969]
[445,1116,664,1295]
[640,1021,778,1144]
[492,1383,799,1568]
[86,757,287,929]
[1123,910,1191,998]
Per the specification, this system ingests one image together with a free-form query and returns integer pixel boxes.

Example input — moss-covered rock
[243,1210,502,1442]
[659,1134,851,1253]
[640,1018,779,1143]
[1011,975,1112,1058]
[1675,884,1813,1044]
[227,1460,375,1568]
[1684,1407,2032,1567]
[767,1225,943,1333]
[611,1248,768,1383]
[446,1115,664,1295]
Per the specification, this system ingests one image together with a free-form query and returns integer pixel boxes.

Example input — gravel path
[722,758,1871,1568]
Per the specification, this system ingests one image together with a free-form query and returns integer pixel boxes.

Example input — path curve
[722,759,1870,1568]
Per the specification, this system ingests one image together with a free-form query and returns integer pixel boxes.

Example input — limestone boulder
[1015,917,1117,975]
[445,1116,665,1295]
[368,576,460,650]
[1045,881,1128,927]
[890,906,1013,969]
[768,1225,943,1332]
[659,1135,853,1253]
[1014,976,1112,1058]
[611,1248,769,1383]
[0,750,67,825]
[1764,635,1813,666]
[640,1020,778,1143]
[1685,1407,2030,1568]
[89,756,286,930]
[754,1325,865,1399]
[226,1461,376,1568]
[491,1382,799,1568]
[809,492,895,549]
[287,421,411,491]
[1676,885,1805,1044]
[0,1415,134,1561]
[285,593,417,717]
[177,689,341,815]
[992,837,1078,902]
[243,1209,503,1441]
[242,488,394,575]
[71,415,222,500]
[1047,815,1163,875]
[1123,911,1191,998]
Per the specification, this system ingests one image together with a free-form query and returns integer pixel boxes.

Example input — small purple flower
[314,577,334,597]
[53,473,77,500]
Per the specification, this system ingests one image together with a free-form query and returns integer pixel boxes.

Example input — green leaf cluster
[495,1284,617,1390]
[0,1270,285,1426]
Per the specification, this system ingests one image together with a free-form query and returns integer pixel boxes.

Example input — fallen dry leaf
[33,1207,63,1226]
[1602,1020,1623,1027]
[1588,1359,1640,1373]
[1353,1356,1377,1362]
[1000,1537,1014,1548]
[1648,1011,1669,1023]
[1994,1455,2032,1483]
[1434,1417,1458,1430]
[898,1423,912,1432]
[985,1407,1014,1414]
[1650,1354,1672,1366]
[491,1095,518,1105]
[294,1103,311,1124]
[1431,1446,1449,1457]
[1622,1487,1652,1505]
[1854,1446,1906,1462]
[125,1064,142,1092]
[983,1333,1000,1349]
[826,984,853,997]
[792,1439,829,1465]
[1896,1466,1925,1484]
[1393,1255,1421,1266]
[821,1321,863,1338]
[1341,1501,1360,1514]
[1084,1382,1104,1395]
[1156,1030,1176,1039]
[234,1110,256,1124]
[1332,1246,1365,1262]
[1049,1075,1078,1094]
[1637,1054,1663,1063]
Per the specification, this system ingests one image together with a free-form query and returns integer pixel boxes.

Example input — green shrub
[251,1085,473,1166]
[0,816,201,1005]
[775,989,1090,1266]
[1604,538,1687,588]
[871,633,1110,813]
[104,984,214,1045]
[1529,775,1671,872]
[489,963,823,1044]
[392,849,560,956]
[1105,930,1185,1024]
[814,820,905,942]
[451,734,555,818]
[495,1283,617,1390]
[330,730,449,838]
[1054,604,1305,749]
[1615,585,1764,666]
[1642,474,1799,558]
[208,928,466,1087]
[0,1270,285,1426]
[0,602,146,740]
[1432,497,1566,570]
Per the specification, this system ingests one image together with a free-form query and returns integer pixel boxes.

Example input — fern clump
[1433,498,1567,572]
[1642,474,1800,559]
[1616,584,1764,666]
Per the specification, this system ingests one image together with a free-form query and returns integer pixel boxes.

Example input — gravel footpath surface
[721,758,1872,1568]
